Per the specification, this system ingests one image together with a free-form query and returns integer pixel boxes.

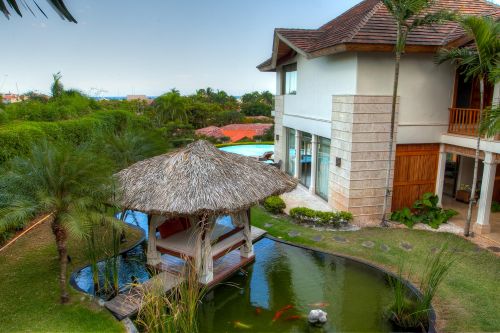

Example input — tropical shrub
[290,207,352,227]
[390,193,458,229]
[263,196,286,214]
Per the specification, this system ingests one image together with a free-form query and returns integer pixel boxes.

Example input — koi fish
[255,307,262,315]
[272,304,294,322]
[285,315,302,321]
[234,321,252,329]
[309,302,329,308]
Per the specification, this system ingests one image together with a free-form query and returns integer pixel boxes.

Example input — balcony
[448,108,480,137]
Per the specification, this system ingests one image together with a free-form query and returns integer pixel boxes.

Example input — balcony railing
[448,108,480,137]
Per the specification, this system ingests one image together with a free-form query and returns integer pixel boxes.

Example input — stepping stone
[311,235,323,242]
[333,236,347,243]
[487,246,500,253]
[362,241,375,248]
[264,223,273,228]
[400,242,413,251]
[288,230,300,237]
[380,244,390,252]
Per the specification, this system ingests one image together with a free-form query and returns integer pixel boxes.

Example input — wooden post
[240,210,254,258]
[195,216,214,284]
[146,215,162,266]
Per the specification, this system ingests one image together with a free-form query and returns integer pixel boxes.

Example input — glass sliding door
[315,137,331,200]
[286,128,296,177]
[299,132,312,188]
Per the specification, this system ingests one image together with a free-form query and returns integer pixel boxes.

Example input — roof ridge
[343,0,384,44]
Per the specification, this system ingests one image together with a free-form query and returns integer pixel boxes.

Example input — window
[299,132,312,188]
[282,63,297,95]
[286,128,296,176]
[315,137,331,200]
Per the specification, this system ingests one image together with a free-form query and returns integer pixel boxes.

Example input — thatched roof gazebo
[116,140,297,284]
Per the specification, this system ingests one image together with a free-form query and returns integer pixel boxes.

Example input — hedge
[289,207,353,228]
[263,196,286,214]
[0,110,149,164]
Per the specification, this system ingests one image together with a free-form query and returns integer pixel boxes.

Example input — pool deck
[104,226,267,320]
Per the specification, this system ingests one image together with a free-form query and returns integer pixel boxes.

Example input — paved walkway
[280,184,332,214]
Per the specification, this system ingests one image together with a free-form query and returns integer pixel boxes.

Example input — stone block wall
[273,95,285,170]
[329,95,398,226]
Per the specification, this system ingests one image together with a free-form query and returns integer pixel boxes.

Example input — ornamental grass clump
[387,245,455,331]
[263,196,286,214]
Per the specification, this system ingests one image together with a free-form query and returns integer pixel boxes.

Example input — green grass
[0,221,143,333]
[251,206,500,333]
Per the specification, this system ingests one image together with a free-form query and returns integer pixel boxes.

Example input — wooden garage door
[392,144,440,211]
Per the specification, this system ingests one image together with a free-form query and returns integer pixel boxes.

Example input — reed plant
[387,245,455,330]
[135,256,207,333]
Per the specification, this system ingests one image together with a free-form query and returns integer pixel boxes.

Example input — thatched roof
[115,140,297,217]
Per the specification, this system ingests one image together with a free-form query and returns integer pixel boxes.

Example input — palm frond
[480,106,500,137]
[1,0,76,22]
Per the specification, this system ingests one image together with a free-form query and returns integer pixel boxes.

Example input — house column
[474,152,495,234]
[294,130,301,179]
[310,135,318,194]
[146,215,163,266]
[195,216,215,284]
[435,144,447,206]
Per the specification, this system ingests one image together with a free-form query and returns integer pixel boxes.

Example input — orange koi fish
[285,315,302,321]
[272,304,294,322]
[233,321,252,329]
[309,302,329,308]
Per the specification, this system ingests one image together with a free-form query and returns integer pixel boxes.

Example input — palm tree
[0,141,116,303]
[97,129,169,171]
[51,72,64,98]
[437,16,500,237]
[1,0,76,23]
[380,0,455,226]
[480,106,500,138]
[152,90,188,125]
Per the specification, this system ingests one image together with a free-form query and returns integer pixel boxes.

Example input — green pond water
[198,238,395,333]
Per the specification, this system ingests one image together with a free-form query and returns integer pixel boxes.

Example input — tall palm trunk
[381,31,402,226]
[464,76,485,237]
[51,219,69,303]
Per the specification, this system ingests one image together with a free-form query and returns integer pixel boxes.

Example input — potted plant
[456,184,479,203]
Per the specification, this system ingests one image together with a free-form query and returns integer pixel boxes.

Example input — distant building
[126,94,153,104]
[1,93,26,104]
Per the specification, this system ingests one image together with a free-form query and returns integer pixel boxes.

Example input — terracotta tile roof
[258,0,498,70]
[195,124,273,142]
[195,126,226,139]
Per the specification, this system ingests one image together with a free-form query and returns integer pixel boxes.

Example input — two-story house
[258,0,500,238]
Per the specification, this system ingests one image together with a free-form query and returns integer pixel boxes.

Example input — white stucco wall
[277,53,358,139]
[356,53,455,144]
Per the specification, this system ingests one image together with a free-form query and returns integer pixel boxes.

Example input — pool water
[198,238,394,333]
[219,144,274,157]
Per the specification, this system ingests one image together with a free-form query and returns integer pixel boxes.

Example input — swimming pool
[219,144,274,157]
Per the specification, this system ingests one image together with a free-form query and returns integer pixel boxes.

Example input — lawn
[0,220,143,333]
[251,206,500,333]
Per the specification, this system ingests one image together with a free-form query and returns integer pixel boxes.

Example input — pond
[71,210,415,332]
[198,237,394,333]
[219,144,274,157]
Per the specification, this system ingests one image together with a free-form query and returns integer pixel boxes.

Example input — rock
[400,242,413,251]
[288,230,300,237]
[333,236,347,243]
[308,309,327,326]
[362,241,375,248]
[311,235,323,242]
[380,244,390,252]
[97,298,106,307]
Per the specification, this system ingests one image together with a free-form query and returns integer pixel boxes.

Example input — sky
[0,0,362,97]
